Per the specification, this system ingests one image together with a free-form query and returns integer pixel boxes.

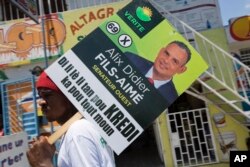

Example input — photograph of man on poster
[125,40,191,105]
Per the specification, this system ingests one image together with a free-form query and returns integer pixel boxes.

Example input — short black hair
[169,41,191,64]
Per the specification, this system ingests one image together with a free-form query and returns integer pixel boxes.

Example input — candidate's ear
[177,66,187,74]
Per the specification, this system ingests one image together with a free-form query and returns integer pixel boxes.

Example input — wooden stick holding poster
[46,0,208,155]
[48,112,82,144]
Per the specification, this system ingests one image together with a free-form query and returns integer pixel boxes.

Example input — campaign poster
[46,0,208,154]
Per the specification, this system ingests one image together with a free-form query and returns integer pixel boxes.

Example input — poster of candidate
[46,0,208,154]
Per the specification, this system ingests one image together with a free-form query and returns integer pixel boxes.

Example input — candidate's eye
[164,50,169,56]
[174,59,178,64]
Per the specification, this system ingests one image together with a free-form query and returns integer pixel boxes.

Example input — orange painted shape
[230,16,250,41]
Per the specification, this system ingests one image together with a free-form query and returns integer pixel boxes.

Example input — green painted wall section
[196,28,240,101]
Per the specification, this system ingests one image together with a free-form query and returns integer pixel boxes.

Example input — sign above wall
[153,0,223,32]
[0,1,128,70]
[229,16,250,41]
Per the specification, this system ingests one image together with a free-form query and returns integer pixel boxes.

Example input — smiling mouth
[159,60,168,70]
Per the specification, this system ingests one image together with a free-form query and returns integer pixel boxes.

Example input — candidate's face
[153,43,188,80]
[38,88,75,124]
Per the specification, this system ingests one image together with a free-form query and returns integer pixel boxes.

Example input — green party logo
[136,6,152,22]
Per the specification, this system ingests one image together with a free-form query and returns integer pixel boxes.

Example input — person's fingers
[26,147,34,164]
[29,136,38,145]
[32,137,38,142]
[38,136,48,143]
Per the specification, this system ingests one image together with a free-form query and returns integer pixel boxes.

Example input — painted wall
[158,106,249,166]
[196,28,241,102]
[208,105,249,162]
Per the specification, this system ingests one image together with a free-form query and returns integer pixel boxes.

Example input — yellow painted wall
[208,105,249,161]
[157,112,174,167]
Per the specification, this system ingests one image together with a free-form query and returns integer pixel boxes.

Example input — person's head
[153,41,191,80]
[36,71,77,125]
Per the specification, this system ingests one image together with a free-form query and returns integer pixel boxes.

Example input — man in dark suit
[125,41,191,104]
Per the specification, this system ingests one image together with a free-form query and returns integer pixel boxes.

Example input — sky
[218,0,250,25]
